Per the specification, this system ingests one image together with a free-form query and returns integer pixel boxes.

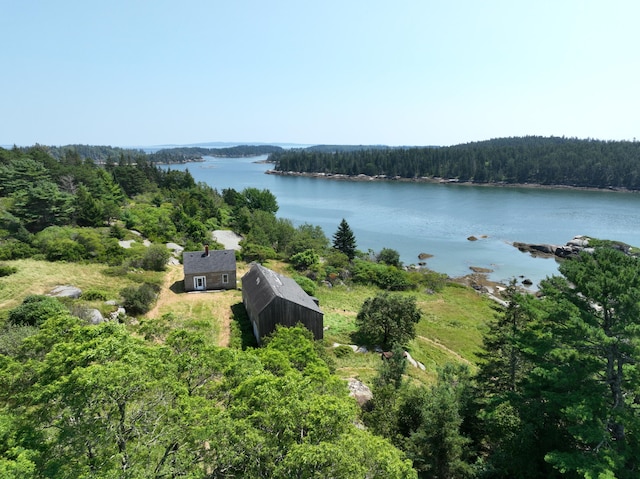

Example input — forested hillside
[270,136,640,189]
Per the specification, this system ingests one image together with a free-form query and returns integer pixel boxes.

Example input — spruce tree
[332,218,357,260]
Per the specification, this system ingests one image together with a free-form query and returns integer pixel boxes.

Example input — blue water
[162,155,640,287]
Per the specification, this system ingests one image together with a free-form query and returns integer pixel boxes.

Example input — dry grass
[0,259,141,311]
[145,264,246,346]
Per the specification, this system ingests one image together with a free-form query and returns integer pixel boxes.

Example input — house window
[222,274,229,284]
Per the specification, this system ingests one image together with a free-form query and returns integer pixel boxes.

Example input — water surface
[163,155,640,287]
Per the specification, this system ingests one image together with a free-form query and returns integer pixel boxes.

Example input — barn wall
[257,297,323,342]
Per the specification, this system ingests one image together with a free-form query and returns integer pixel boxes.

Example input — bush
[0,240,37,260]
[8,295,68,326]
[293,275,317,296]
[0,264,18,277]
[377,247,402,268]
[290,249,320,271]
[81,289,108,301]
[120,282,160,316]
[352,259,414,291]
[139,244,171,271]
[241,243,277,262]
[333,344,354,358]
[109,223,127,240]
[0,324,39,355]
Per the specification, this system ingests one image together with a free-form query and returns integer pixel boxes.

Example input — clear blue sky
[2,1,639,147]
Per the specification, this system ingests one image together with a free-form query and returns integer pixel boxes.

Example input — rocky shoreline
[512,236,595,259]
[265,169,638,193]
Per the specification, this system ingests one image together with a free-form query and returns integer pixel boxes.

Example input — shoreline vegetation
[264,168,639,193]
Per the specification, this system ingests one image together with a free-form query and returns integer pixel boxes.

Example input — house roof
[242,263,322,315]
[183,249,236,275]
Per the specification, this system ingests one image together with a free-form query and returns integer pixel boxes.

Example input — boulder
[347,378,373,406]
[48,285,82,299]
[86,308,105,325]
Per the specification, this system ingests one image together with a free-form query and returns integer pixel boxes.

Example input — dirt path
[417,335,471,365]
[146,265,237,347]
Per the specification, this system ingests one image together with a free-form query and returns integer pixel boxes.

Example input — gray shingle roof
[183,249,236,275]
[242,263,321,314]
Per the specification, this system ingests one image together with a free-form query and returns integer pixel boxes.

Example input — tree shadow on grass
[230,303,258,349]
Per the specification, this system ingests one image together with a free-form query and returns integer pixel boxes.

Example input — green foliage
[333,344,354,358]
[356,292,421,349]
[474,247,640,478]
[240,242,277,262]
[286,223,329,257]
[403,364,475,479]
[290,248,320,271]
[242,187,279,213]
[119,282,159,315]
[377,247,402,267]
[293,274,317,296]
[0,308,418,478]
[138,243,171,271]
[122,203,177,242]
[332,218,357,260]
[0,324,39,356]
[8,295,68,327]
[271,136,640,189]
[10,180,75,233]
[352,259,414,290]
[0,264,17,277]
[80,289,108,301]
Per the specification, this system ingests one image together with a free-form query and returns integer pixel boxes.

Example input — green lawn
[317,280,496,383]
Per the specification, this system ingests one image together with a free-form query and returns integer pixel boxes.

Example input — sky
[2,1,639,148]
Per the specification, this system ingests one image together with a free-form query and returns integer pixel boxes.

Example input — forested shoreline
[270,136,640,190]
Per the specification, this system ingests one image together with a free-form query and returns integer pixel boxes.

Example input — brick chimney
[204,244,209,256]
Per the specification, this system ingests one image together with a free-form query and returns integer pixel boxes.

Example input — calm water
[162,155,640,287]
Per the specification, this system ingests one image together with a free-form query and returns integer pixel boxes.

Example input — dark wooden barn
[241,263,323,344]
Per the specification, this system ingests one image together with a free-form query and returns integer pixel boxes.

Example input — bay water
[162,155,640,287]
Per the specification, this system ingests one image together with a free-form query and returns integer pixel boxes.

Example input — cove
[161,155,640,288]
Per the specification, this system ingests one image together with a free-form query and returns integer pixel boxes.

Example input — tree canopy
[269,136,640,190]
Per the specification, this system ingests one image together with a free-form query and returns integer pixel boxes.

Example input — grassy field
[0,259,153,311]
[1,258,496,386]
[314,279,495,383]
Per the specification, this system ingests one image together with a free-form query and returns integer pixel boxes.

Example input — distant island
[20,144,285,164]
[267,136,640,191]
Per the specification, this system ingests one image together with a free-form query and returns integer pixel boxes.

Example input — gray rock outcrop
[48,285,82,298]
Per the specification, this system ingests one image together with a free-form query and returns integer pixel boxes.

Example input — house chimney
[204,244,209,256]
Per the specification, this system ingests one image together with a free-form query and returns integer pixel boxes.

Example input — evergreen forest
[1,143,640,478]
[270,136,640,189]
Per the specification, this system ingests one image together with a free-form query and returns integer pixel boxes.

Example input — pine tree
[332,218,357,260]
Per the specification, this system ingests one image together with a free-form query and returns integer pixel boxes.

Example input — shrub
[0,240,37,260]
[8,295,68,327]
[333,344,354,358]
[0,324,39,355]
[293,275,317,296]
[81,289,108,301]
[139,244,171,271]
[120,282,160,316]
[109,223,127,240]
[377,247,402,268]
[290,249,320,271]
[0,264,18,277]
[241,243,277,262]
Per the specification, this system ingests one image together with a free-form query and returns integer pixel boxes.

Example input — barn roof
[183,249,236,275]
[242,263,322,315]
